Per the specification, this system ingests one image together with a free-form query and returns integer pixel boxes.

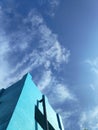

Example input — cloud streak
[38,69,76,103]
[79,106,98,130]
[36,0,60,17]
[86,58,98,75]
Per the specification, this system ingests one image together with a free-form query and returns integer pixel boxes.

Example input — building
[0,73,64,130]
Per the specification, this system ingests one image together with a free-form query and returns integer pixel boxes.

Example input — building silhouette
[0,73,64,130]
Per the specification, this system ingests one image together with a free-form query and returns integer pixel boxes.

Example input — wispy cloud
[0,30,11,87]
[38,70,52,90]
[38,69,76,105]
[0,7,70,93]
[85,58,98,92]
[86,58,98,75]
[36,0,60,17]
[47,0,60,16]
[49,83,76,103]
[90,83,96,91]
[37,68,78,129]
[79,106,98,130]
[57,109,72,129]
[56,107,81,130]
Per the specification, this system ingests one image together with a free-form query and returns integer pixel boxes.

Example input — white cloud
[0,36,9,56]
[79,106,98,130]
[38,69,76,104]
[86,58,98,67]
[0,8,70,91]
[56,108,73,120]
[86,58,98,75]
[0,31,11,87]
[56,108,78,130]
[47,0,60,16]
[86,58,98,92]
[38,70,52,90]
[49,0,60,6]
[52,84,76,102]
[90,84,96,91]
[36,67,77,128]
[36,0,60,17]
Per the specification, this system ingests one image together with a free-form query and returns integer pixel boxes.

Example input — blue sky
[0,0,98,129]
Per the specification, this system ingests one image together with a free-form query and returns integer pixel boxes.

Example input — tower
[0,73,64,130]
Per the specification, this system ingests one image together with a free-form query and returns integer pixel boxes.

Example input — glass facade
[0,74,64,130]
